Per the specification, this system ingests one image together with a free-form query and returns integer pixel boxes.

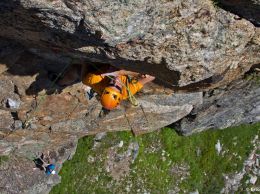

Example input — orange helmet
[101,87,122,110]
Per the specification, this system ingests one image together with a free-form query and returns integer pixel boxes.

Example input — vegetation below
[0,155,8,166]
[51,123,260,193]
[245,71,260,84]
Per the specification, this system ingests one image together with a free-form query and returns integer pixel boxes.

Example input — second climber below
[81,64,155,110]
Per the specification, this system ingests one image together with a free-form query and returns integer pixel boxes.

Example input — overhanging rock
[0,0,259,88]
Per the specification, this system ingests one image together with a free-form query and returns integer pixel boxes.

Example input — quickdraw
[125,75,139,106]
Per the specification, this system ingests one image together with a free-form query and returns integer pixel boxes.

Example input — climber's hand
[139,74,155,85]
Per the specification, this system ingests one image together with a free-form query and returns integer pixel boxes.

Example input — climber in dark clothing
[33,152,56,175]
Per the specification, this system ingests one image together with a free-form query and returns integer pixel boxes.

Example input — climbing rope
[125,76,139,106]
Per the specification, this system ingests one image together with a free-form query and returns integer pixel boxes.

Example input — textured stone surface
[0,0,259,88]
[175,75,260,135]
[49,92,202,135]
[0,79,21,109]
[0,110,13,131]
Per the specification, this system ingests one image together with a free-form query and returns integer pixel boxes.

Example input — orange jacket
[82,71,143,100]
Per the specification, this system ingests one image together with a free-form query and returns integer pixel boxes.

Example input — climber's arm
[138,74,155,85]
[101,69,140,77]
[101,67,155,84]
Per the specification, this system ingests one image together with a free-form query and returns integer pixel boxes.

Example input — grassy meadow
[51,123,260,193]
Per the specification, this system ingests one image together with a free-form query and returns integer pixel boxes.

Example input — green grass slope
[51,123,260,194]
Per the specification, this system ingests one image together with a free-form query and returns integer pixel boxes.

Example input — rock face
[0,0,259,193]
[175,76,260,135]
[0,39,204,194]
[0,0,259,87]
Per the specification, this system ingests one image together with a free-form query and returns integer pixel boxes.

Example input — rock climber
[33,152,56,175]
[58,63,155,110]
[82,64,155,110]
